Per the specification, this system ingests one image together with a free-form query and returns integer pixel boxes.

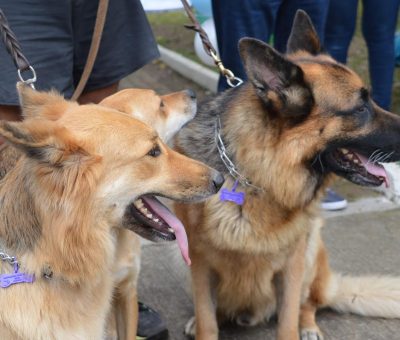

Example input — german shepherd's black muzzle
[317,104,400,187]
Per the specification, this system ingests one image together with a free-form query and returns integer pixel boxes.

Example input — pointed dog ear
[239,37,313,118]
[0,119,94,167]
[17,82,73,121]
[239,37,302,92]
[286,10,322,55]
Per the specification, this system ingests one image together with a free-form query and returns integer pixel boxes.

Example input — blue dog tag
[220,180,245,205]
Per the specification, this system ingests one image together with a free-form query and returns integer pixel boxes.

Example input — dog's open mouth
[326,147,389,187]
[125,195,191,265]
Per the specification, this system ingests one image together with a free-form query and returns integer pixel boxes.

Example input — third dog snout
[185,89,196,100]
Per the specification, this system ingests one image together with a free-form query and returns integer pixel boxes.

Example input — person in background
[210,0,347,211]
[211,0,329,92]
[325,0,400,111]
[0,0,167,339]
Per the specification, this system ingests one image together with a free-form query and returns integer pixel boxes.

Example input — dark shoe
[321,188,348,211]
[136,302,169,340]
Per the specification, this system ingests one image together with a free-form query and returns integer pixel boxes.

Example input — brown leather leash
[72,0,109,100]
[180,0,243,87]
[0,0,109,99]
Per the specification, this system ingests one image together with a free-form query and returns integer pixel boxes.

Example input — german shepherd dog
[175,11,400,340]
[0,84,224,339]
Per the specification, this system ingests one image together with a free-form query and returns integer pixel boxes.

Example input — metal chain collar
[215,118,263,192]
[0,249,18,267]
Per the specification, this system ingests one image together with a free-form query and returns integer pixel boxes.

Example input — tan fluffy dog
[0,84,223,339]
[100,88,198,339]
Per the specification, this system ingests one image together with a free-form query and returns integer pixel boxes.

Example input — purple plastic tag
[0,272,35,288]
[219,180,245,205]
[0,263,35,288]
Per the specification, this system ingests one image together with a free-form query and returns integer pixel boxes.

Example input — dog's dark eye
[356,105,368,114]
[256,85,265,92]
[160,100,165,108]
[147,145,161,157]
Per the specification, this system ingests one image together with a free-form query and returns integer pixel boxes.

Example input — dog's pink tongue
[357,153,389,188]
[142,197,191,266]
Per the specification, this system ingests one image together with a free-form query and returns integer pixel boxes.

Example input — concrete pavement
[137,207,400,340]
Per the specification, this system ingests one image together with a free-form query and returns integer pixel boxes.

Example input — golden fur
[100,88,199,339]
[0,84,220,339]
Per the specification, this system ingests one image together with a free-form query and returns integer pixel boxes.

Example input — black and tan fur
[175,11,400,340]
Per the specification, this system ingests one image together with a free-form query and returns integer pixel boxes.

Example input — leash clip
[209,50,243,88]
[18,66,36,89]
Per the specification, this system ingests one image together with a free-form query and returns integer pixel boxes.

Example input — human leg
[362,0,400,110]
[324,0,358,63]
[0,106,21,121]
[211,0,282,91]
[78,83,119,104]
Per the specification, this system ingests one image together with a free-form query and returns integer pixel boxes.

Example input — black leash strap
[0,9,36,88]
[180,0,243,87]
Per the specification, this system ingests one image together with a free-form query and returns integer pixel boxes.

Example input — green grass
[147,11,199,62]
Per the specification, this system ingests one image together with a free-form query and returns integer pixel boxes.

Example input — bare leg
[0,106,21,146]
[0,105,21,121]
[78,83,119,104]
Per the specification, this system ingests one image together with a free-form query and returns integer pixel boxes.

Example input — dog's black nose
[212,172,225,192]
[185,89,196,100]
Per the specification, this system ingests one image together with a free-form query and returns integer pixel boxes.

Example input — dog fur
[175,11,400,340]
[100,88,199,339]
[0,87,199,339]
[0,84,222,339]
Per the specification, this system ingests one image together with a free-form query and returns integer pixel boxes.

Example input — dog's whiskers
[318,154,325,172]
[311,155,319,166]
[369,150,384,164]
[376,151,394,163]
[367,149,381,164]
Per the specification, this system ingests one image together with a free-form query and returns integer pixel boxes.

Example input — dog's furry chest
[188,192,316,318]
[201,192,312,255]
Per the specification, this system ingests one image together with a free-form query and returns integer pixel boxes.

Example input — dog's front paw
[301,328,324,340]
[184,316,196,338]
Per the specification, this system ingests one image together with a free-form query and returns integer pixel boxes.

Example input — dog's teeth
[341,148,349,154]
[146,213,153,219]
[134,199,144,208]
[153,218,159,222]
[168,227,175,233]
